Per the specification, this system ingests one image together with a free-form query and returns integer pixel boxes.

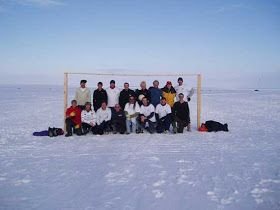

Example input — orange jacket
[161,86,176,107]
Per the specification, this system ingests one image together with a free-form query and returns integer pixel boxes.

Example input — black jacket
[173,101,190,123]
[135,88,151,106]
[92,89,108,111]
[119,89,136,110]
[111,109,126,124]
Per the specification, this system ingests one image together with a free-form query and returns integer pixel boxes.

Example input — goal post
[63,72,202,130]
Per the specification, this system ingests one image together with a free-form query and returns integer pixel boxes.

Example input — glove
[187,97,191,102]
[70,112,76,117]
[126,115,131,120]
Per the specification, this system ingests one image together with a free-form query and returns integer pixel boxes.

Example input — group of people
[65,78,194,137]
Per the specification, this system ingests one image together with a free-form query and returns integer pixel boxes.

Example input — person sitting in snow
[81,102,98,135]
[65,100,82,137]
[74,80,91,110]
[124,96,140,134]
[137,97,156,134]
[111,104,126,134]
[155,97,172,133]
[96,101,112,135]
[173,93,191,133]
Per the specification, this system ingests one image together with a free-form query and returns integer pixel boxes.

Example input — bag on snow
[199,120,229,132]
[33,127,64,137]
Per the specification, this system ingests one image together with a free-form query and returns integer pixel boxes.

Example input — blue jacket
[149,87,162,107]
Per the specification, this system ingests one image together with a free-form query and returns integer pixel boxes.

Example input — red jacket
[66,106,82,126]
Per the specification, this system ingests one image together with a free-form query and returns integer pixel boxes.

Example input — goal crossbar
[64,72,202,130]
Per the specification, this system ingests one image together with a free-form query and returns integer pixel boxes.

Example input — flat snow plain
[0,85,279,210]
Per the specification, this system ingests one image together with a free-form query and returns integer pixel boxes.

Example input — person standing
[75,80,91,110]
[106,80,120,109]
[92,82,108,112]
[175,77,194,102]
[111,104,126,134]
[81,102,98,135]
[65,100,82,137]
[138,97,156,134]
[96,101,112,135]
[135,81,151,106]
[149,80,162,108]
[161,81,176,108]
[124,96,140,134]
[119,82,135,110]
[173,93,191,133]
[155,97,172,133]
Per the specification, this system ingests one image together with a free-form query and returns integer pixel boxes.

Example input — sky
[0,0,279,88]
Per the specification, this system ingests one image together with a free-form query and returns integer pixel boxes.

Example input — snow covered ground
[0,85,279,210]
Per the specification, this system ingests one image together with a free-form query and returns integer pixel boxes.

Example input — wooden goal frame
[64,72,202,130]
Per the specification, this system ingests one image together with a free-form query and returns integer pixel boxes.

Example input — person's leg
[126,120,131,134]
[65,118,74,136]
[147,121,156,134]
[156,119,164,133]
[119,120,126,134]
[164,115,172,131]
[82,123,89,134]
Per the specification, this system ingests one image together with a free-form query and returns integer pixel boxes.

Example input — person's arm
[105,109,112,122]
[155,113,160,121]
[87,89,91,103]
[104,90,108,104]
[147,112,154,120]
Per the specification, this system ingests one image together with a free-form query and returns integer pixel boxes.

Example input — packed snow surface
[0,85,279,210]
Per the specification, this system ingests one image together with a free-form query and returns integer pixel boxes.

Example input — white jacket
[106,87,120,107]
[81,110,96,125]
[140,104,156,122]
[96,107,112,125]
[174,85,194,101]
[124,102,140,123]
[155,103,171,119]
[75,87,91,106]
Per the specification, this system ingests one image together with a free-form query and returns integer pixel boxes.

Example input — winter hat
[166,81,172,85]
[178,77,183,82]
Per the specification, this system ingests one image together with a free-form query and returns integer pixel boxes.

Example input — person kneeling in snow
[111,104,126,134]
[155,97,172,133]
[81,102,98,135]
[96,101,112,135]
[173,93,191,133]
[65,100,82,137]
[199,121,229,132]
[137,97,156,134]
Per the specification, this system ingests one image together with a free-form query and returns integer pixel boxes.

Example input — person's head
[124,82,129,90]
[153,80,159,88]
[101,101,107,110]
[97,82,103,90]
[114,104,121,111]
[166,81,172,89]
[178,93,184,101]
[178,77,183,86]
[85,102,91,111]
[160,97,167,106]
[80,80,87,88]
[71,100,77,107]
[140,81,146,90]
[129,96,135,104]
[110,80,115,89]
[142,97,148,106]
